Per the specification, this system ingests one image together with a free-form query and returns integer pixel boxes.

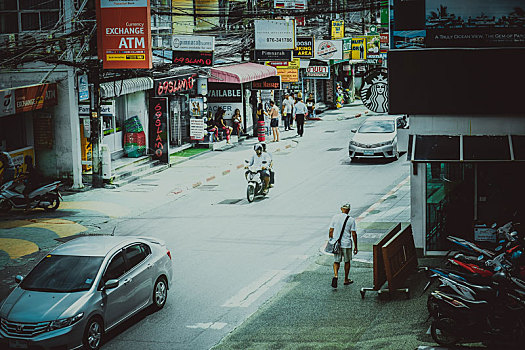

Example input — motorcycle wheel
[431,317,459,347]
[43,194,60,212]
[0,200,12,213]
[247,185,255,203]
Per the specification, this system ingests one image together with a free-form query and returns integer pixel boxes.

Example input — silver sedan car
[349,115,407,160]
[0,235,173,350]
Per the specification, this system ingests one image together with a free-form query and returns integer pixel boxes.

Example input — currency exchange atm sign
[97,0,152,69]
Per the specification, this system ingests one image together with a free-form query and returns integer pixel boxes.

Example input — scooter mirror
[478,255,484,261]
[495,245,503,252]
[491,222,497,229]
[244,160,249,163]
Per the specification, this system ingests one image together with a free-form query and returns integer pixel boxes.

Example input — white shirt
[294,101,308,116]
[282,98,293,113]
[248,153,269,169]
[329,213,356,249]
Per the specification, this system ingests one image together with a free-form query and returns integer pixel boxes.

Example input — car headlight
[350,140,357,146]
[48,312,84,331]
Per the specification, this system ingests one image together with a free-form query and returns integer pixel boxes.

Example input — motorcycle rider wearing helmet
[246,143,270,193]
[261,143,274,187]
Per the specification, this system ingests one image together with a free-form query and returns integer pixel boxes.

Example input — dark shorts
[270,118,278,127]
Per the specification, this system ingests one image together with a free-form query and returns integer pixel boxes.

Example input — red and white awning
[208,63,277,84]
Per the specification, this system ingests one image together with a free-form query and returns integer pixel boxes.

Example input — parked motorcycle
[0,180,62,212]
[244,160,269,203]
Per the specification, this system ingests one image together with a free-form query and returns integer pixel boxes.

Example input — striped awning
[208,63,277,84]
[100,77,153,99]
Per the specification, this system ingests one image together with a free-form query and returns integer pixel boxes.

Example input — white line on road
[221,270,289,308]
[186,322,228,330]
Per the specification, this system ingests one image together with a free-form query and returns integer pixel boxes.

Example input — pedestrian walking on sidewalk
[328,203,358,288]
[282,93,293,131]
[268,100,280,142]
[306,93,316,119]
[293,97,308,137]
[289,93,295,128]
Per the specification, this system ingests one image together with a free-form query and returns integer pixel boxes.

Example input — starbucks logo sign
[360,68,388,113]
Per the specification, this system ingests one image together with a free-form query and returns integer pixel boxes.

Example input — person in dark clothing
[215,108,232,143]
[0,151,16,184]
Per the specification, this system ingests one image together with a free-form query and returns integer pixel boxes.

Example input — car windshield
[20,255,104,293]
[358,120,395,133]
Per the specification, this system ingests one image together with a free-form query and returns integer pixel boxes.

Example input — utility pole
[89,62,103,188]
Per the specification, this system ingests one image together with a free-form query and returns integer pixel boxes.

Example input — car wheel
[152,276,168,310]
[83,316,103,350]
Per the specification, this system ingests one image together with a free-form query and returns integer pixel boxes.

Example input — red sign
[97,0,152,69]
[13,83,57,114]
[295,17,305,26]
[172,51,213,67]
[154,74,197,97]
[149,97,169,163]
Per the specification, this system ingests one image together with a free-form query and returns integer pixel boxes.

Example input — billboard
[294,36,314,58]
[255,20,296,50]
[390,0,525,49]
[351,38,367,60]
[314,39,343,60]
[97,0,152,69]
[331,20,345,39]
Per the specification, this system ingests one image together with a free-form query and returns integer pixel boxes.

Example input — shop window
[414,135,460,161]
[426,162,474,251]
[463,135,510,161]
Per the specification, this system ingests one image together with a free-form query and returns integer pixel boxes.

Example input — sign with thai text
[97,0,152,69]
[293,36,313,58]
[252,76,282,90]
[265,57,300,69]
[149,97,169,163]
[331,20,345,39]
[172,50,213,66]
[276,68,299,83]
[190,118,205,141]
[305,65,330,79]
[154,74,197,97]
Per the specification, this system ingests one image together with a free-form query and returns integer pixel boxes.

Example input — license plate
[363,150,374,155]
[9,339,28,349]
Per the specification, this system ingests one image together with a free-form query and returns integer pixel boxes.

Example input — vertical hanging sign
[149,97,169,164]
[97,0,152,69]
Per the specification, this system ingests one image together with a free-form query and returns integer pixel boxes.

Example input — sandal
[344,280,354,285]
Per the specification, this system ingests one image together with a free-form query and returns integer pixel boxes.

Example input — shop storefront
[209,63,277,136]
[0,83,58,178]
[153,73,205,147]
[408,116,525,254]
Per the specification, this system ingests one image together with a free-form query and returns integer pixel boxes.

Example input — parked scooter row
[424,222,525,347]
[0,179,62,212]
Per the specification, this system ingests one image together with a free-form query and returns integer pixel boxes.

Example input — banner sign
[154,74,197,97]
[305,65,330,79]
[97,0,152,69]
[189,97,204,117]
[255,20,295,50]
[360,68,388,113]
[294,36,314,57]
[342,38,352,59]
[207,83,242,103]
[365,35,381,56]
[276,68,299,83]
[251,76,282,90]
[0,83,58,117]
[390,0,525,49]
[331,20,345,39]
[314,39,343,60]
[190,118,205,141]
[172,35,214,51]
[351,38,367,60]
[265,57,300,69]
[254,49,292,61]
[172,50,213,66]
[149,97,169,163]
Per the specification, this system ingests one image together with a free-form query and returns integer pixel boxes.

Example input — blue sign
[78,74,89,101]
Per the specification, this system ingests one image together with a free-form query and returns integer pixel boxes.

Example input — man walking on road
[282,93,293,131]
[328,203,358,288]
[293,97,308,137]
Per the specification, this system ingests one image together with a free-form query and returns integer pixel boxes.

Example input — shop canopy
[100,77,153,99]
[208,63,277,84]
[408,135,525,162]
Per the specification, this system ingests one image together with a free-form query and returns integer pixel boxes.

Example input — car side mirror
[351,129,357,133]
[103,279,119,290]
[15,275,23,283]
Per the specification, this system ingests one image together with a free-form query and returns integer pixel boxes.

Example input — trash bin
[100,144,112,180]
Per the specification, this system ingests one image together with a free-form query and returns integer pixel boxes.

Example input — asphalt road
[0,105,416,349]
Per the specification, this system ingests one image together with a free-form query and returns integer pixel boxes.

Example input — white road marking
[186,322,227,330]
[222,270,289,308]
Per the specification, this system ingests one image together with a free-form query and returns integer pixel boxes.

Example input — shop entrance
[425,162,525,252]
